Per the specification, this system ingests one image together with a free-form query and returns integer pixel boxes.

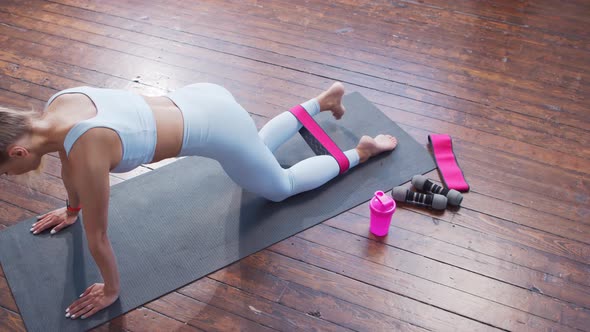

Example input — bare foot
[355,135,398,163]
[316,82,346,120]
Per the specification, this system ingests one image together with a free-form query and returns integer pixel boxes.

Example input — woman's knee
[263,187,296,202]
[257,170,294,203]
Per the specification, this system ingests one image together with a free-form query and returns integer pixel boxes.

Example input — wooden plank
[219,252,501,331]
[0,58,83,91]
[0,276,17,313]
[325,212,590,309]
[43,0,587,113]
[0,69,55,103]
[453,209,589,267]
[353,89,590,163]
[0,8,303,103]
[269,237,578,331]
[449,145,590,217]
[0,178,64,215]
[181,0,590,103]
[0,202,35,227]
[295,223,590,329]
[0,48,137,90]
[377,103,588,175]
[441,159,589,230]
[91,323,128,332]
[39,154,62,178]
[213,0,589,102]
[255,0,590,74]
[56,0,590,86]
[208,262,431,331]
[93,307,203,332]
[348,204,590,288]
[0,85,44,110]
[402,0,590,38]
[208,262,289,302]
[145,292,276,332]
[278,282,428,331]
[179,277,358,331]
[0,307,25,332]
[94,0,590,95]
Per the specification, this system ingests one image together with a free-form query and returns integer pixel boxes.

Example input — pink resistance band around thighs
[290,105,350,174]
[428,134,470,192]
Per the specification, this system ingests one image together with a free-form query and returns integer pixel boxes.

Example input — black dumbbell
[392,186,447,210]
[412,175,463,206]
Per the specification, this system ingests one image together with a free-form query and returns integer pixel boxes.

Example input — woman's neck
[28,115,63,155]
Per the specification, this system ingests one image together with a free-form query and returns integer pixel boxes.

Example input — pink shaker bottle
[369,191,396,236]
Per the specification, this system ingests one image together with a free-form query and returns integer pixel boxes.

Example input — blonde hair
[1,106,47,189]
[0,106,37,164]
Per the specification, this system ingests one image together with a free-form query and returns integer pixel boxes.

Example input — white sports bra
[46,87,157,173]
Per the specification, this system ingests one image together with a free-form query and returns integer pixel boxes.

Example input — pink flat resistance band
[290,105,350,174]
[429,134,470,192]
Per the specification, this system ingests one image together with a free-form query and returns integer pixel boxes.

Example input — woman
[0,82,397,319]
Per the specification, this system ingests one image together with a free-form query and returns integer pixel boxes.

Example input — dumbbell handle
[412,175,463,206]
[392,187,447,210]
[414,176,448,195]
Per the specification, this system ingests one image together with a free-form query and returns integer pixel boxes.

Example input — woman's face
[1,146,42,176]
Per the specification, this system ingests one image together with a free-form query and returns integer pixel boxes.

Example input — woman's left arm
[64,129,120,319]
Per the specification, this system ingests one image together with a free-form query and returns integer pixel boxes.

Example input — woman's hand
[31,207,78,235]
[66,283,119,320]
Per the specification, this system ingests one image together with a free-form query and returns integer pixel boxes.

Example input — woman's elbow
[86,231,110,252]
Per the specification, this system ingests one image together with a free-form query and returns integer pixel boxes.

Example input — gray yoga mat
[0,92,435,331]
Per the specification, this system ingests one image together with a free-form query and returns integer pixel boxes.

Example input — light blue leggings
[166,83,360,202]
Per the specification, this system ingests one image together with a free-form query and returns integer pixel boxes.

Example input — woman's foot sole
[317,82,346,120]
[356,135,398,163]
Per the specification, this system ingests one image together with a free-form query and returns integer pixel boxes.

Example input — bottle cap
[370,191,395,212]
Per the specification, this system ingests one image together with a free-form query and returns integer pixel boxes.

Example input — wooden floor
[0,0,589,331]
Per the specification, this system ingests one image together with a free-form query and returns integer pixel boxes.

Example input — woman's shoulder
[47,93,91,110]
[45,91,98,124]
[47,91,103,156]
